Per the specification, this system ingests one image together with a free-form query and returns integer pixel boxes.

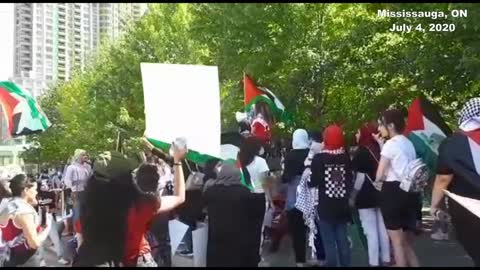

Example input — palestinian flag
[465,130,480,178]
[147,132,244,167]
[243,74,288,123]
[404,97,452,172]
[444,130,480,191]
[236,160,254,192]
[0,81,51,137]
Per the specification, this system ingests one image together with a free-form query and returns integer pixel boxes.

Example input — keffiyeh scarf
[458,98,480,132]
[295,168,318,255]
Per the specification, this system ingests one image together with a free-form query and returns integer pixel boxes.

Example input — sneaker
[58,258,70,265]
[258,260,270,267]
[295,262,307,267]
[307,259,326,266]
[381,261,394,267]
[40,260,47,267]
[431,231,449,241]
[178,250,194,257]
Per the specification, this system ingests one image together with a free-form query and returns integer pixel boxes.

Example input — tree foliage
[25,3,480,164]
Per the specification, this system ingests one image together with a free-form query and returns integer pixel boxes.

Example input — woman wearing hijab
[251,113,272,147]
[202,158,224,192]
[282,129,310,266]
[430,98,480,266]
[350,122,390,266]
[203,163,255,267]
[309,124,353,267]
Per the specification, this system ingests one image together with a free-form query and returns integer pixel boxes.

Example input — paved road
[43,210,473,267]
[172,210,473,267]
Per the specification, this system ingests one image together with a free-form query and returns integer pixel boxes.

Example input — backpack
[398,158,430,193]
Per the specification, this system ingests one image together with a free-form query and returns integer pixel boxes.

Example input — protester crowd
[0,97,478,267]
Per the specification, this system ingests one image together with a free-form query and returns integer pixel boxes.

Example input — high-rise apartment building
[12,3,147,97]
[4,3,147,168]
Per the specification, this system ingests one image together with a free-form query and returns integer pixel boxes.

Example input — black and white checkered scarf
[458,98,480,126]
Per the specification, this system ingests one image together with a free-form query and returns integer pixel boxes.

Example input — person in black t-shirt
[282,129,310,266]
[430,98,480,266]
[309,124,353,267]
[350,122,391,267]
[203,164,255,267]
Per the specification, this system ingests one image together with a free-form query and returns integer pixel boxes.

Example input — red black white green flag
[0,81,51,137]
[243,74,289,123]
[404,97,452,172]
[439,130,480,191]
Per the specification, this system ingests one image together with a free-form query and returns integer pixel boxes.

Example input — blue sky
[0,3,14,81]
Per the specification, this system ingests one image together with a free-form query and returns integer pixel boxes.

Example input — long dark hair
[79,172,139,265]
[380,109,406,135]
[10,174,36,197]
[0,180,11,201]
[135,163,161,205]
[238,136,262,167]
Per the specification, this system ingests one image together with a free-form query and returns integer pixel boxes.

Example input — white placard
[220,144,239,161]
[192,222,208,267]
[168,219,189,257]
[141,63,221,158]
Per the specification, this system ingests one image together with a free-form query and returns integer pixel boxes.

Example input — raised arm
[142,137,174,165]
[156,144,187,214]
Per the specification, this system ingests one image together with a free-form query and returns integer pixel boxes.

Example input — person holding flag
[242,74,290,156]
[403,97,453,241]
[430,98,480,266]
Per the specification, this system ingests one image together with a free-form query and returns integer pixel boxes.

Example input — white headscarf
[292,129,310,150]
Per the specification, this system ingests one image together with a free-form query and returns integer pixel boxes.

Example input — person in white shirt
[63,149,92,236]
[237,136,271,267]
[373,109,419,267]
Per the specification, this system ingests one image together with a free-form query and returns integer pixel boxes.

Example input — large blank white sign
[141,63,221,159]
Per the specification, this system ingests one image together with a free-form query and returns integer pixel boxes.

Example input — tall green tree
[23,3,480,164]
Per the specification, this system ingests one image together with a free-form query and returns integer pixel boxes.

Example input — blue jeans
[72,191,85,229]
[317,220,351,267]
[314,219,326,261]
[285,176,302,211]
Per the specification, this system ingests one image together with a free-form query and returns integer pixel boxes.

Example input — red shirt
[251,120,272,143]
[123,200,160,266]
[74,200,160,267]
[1,218,42,255]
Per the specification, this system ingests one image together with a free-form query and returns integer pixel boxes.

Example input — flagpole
[243,71,246,107]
